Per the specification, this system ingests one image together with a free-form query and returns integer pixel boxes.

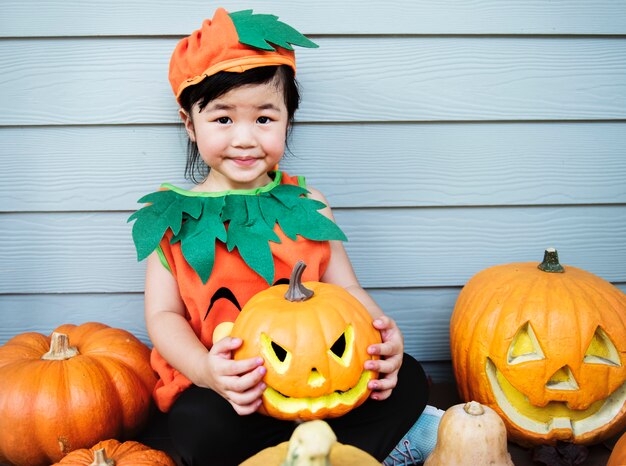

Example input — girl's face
[181,79,289,192]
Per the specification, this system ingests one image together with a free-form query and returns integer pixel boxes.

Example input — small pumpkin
[450,249,626,446]
[0,322,157,466]
[424,401,514,466]
[608,431,626,466]
[51,439,176,466]
[240,420,380,466]
[231,261,382,420]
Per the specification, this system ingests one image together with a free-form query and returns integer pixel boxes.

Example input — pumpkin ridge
[472,271,526,399]
[568,277,626,397]
[559,271,594,376]
[512,271,544,340]
[574,273,625,329]
[38,359,75,462]
[6,333,52,358]
[4,364,47,465]
[92,357,151,435]
[73,330,156,395]
[310,303,331,380]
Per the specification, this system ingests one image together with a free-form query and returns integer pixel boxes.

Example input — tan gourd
[240,420,380,466]
[425,401,515,466]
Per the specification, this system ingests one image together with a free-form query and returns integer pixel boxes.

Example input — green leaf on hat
[229,9,318,52]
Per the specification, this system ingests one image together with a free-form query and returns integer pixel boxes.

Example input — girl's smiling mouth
[230,157,260,166]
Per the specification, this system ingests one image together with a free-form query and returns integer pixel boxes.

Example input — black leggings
[168,354,429,465]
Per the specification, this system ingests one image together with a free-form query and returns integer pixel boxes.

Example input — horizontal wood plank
[2,122,626,211]
[2,284,624,369]
[0,288,460,361]
[3,38,626,125]
[1,207,625,293]
[2,0,626,37]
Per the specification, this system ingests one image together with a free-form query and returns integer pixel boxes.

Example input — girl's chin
[216,168,273,189]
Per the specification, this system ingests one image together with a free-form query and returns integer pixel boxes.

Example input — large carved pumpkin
[231,261,381,420]
[450,249,626,446]
[0,323,157,466]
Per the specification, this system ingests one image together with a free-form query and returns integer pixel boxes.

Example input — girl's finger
[228,365,267,392]
[368,373,398,392]
[209,336,243,358]
[368,341,396,356]
[373,316,394,330]
[221,356,264,377]
[229,381,267,407]
[231,397,263,416]
[370,389,393,401]
[365,355,401,375]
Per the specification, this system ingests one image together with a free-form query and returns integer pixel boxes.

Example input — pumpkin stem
[464,401,485,416]
[284,261,314,302]
[41,332,80,361]
[89,448,115,466]
[538,248,565,273]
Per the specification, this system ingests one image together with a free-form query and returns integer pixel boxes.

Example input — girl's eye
[257,116,271,124]
[216,117,231,124]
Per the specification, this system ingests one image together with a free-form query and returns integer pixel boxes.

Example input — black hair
[178,65,300,183]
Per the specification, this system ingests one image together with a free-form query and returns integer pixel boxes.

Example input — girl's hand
[364,316,404,401]
[199,336,267,415]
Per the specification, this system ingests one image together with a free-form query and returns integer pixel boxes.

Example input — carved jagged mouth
[486,358,626,436]
[263,370,373,415]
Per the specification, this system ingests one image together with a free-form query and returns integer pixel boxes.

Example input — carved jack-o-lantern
[231,261,381,420]
[450,249,626,446]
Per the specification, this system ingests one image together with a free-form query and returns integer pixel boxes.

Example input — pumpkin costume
[129,7,430,465]
[130,171,346,411]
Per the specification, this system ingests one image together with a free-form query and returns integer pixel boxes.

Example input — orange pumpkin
[231,261,381,420]
[608,431,626,466]
[0,322,157,466]
[51,439,176,466]
[450,249,626,446]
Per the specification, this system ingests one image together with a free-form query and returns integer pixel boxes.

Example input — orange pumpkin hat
[169,8,318,101]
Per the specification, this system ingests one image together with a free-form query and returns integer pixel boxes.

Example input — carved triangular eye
[261,333,292,374]
[328,325,354,367]
[584,327,621,366]
[508,322,545,365]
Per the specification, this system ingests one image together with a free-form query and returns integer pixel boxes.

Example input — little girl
[130,7,442,466]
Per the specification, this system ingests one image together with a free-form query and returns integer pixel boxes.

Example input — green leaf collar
[128,174,346,284]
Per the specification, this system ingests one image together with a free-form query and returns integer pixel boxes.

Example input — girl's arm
[144,252,266,414]
[307,187,404,401]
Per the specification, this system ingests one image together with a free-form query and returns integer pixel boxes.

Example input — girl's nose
[231,124,257,148]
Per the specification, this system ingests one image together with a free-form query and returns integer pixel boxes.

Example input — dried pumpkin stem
[89,448,115,466]
[464,401,485,416]
[41,332,80,361]
[537,248,565,273]
[284,260,314,302]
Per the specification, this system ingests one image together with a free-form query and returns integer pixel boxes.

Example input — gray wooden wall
[1,0,625,382]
